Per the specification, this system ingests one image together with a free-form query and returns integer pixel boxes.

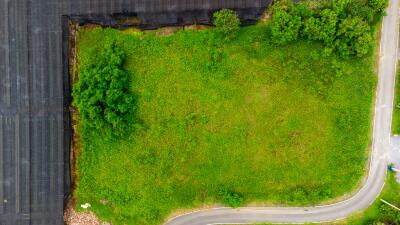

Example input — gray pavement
[165,0,400,224]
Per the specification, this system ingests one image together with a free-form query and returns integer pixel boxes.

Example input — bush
[303,9,339,47]
[213,9,240,38]
[318,9,339,46]
[219,190,244,208]
[271,7,302,44]
[271,0,383,57]
[72,42,136,136]
[368,0,388,18]
[346,0,375,23]
[346,0,387,24]
[335,16,372,57]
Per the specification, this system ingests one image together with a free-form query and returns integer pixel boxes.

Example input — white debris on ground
[389,136,400,182]
[64,202,112,225]
[81,203,91,209]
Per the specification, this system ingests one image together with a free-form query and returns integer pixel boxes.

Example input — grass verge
[392,64,400,134]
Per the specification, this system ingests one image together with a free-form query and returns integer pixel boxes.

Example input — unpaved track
[165,0,400,224]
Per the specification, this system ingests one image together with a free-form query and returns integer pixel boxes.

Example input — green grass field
[74,23,376,225]
[392,65,400,134]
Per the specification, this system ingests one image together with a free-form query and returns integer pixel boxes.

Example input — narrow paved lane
[165,0,400,224]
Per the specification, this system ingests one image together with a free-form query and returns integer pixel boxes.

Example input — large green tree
[73,42,136,136]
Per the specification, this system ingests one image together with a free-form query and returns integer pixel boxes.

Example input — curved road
[165,0,400,224]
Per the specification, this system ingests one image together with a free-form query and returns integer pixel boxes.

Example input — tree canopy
[271,0,387,57]
[213,9,241,38]
[72,42,136,137]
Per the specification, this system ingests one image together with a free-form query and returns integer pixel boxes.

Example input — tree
[368,0,388,17]
[303,16,321,40]
[335,16,372,57]
[213,9,240,38]
[318,9,339,46]
[346,0,375,23]
[271,7,302,44]
[332,0,350,17]
[72,42,136,136]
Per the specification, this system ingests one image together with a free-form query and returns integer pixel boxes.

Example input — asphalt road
[165,0,400,224]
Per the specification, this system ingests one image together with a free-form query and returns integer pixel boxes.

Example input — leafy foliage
[72,42,135,137]
[368,0,389,18]
[271,0,387,57]
[393,67,400,134]
[219,190,244,208]
[271,2,302,44]
[335,16,372,57]
[213,9,240,38]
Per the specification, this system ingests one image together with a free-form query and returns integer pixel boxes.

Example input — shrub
[272,0,382,57]
[213,9,240,38]
[368,0,388,17]
[72,42,136,136]
[346,0,375,23]
[318,9,339,46]
[303,16,321,40]
[346,0,387,24]
[335,16,372,57]
[271,7,302,44]
[219,190,244,208]
[303,8,339,48]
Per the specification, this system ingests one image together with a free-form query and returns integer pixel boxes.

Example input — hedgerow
[271,0,387,57]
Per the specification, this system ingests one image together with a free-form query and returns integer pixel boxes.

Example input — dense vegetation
[393,66,400,134]
[74,20,377,224]
[213,9,241,38]
[72,42,136,138]
[271,0,387,57]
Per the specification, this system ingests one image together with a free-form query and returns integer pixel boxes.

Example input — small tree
[318,9,339,46]
[213,9,240,38]
[303,17,321,40]
[271,8,302,44]
[336,16,372,57]
[303,9,338,46]
[368,0,388,17]
[346,0,375,23]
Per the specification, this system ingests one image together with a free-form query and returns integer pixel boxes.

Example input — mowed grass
[75,23,376,225]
